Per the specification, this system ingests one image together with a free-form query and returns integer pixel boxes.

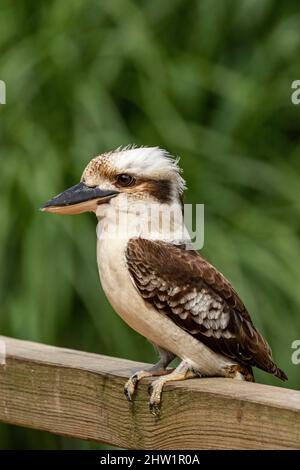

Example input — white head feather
[84,146,186,195]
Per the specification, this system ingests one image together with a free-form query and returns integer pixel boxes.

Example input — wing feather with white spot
[126,238,287,380]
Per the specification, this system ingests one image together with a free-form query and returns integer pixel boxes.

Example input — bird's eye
[116,174,135,187]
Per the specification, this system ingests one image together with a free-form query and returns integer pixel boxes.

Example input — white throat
[96,197,191,245]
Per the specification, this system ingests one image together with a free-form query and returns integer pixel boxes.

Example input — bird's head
[41,146,186,215]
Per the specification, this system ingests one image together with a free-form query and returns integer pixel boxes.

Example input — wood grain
[0,336,299,449]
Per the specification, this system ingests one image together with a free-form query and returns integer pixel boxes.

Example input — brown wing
[126,238,287,380]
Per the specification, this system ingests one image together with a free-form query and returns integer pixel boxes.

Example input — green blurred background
[1,0,300,449]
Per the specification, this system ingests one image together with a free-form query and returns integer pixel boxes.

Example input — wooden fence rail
[0,336,299,449]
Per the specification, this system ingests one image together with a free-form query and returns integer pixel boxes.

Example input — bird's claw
[124,374,138,402]
[148,381,163,416]
[124,385,132,402]
[149,400,161,416]
[124,370,167,415]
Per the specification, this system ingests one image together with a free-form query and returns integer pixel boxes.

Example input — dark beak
[40,182,119,214]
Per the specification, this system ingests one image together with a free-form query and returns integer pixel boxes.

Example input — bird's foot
[124,370,149,402]
[148,381,164,416]
[147,361,198,416]
[226,364,254,382]
[124,368,172,402]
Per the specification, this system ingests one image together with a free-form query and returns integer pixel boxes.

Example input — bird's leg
[148,360,198,416]
[124,347,175,402]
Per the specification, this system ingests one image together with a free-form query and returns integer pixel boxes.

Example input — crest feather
[106,146,186,194]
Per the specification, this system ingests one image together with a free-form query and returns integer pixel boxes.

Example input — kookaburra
[41,146,287,415]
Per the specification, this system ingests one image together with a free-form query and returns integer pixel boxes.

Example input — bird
[41,146,287,415]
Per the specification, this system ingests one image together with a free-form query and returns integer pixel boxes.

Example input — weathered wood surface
[0,336,299,449]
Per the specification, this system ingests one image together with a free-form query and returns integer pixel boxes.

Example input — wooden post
[0,336,299,449]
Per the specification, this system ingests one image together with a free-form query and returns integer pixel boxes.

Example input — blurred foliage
[0,0,300,449]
